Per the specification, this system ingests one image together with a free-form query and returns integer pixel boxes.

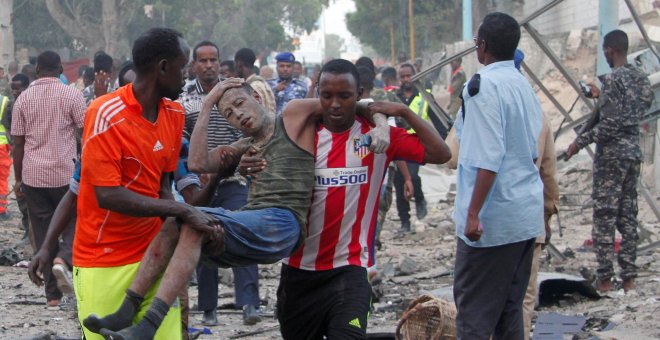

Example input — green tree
[346,0,461,61]
[324,33,345,59]
[13,0,327,61]
[12,0,75,53]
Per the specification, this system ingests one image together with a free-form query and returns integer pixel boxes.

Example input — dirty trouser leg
[592,158,626,282]
[454,238,535,340]
[198,181,248,312]
[23,184,68,301]
[523,242,543,340]
[616,160,640,281]
[234,265,260,307]
[202,207,300,268]
[17,193,30,236]
[393,166,411,225]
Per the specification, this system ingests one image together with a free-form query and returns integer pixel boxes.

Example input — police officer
[566,29,654,293]
[268,52,308,115]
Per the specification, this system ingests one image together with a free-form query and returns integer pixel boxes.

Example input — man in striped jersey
[88,62,393,339]
[246,60,451,339]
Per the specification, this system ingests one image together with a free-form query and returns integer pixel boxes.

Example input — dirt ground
[0,153,659,340]
[1,37,659,338]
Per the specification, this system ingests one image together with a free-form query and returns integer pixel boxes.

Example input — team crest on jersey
[353,137,371,159]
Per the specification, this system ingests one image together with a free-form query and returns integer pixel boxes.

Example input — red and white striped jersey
[285,116,425,271]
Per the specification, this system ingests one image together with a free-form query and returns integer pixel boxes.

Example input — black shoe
[400,221,411,232]
[243,304,262,325]
[201,309,218,326]
[416,199,428,220]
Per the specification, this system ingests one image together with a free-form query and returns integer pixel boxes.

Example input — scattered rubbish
[13,260,29,268]
[533,312,586,339]
[538,274,600,307]
[0,248,21,266]
[187,327,212,335]
[227,325,279,339]
[398,256,418,275]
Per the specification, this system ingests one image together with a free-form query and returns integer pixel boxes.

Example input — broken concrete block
[565,29,582,60]
[398,256,418,275]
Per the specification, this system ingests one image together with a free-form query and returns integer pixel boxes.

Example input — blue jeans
[196,181,252,311]
[199,207,300,268]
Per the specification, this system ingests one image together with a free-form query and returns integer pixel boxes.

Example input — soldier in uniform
[566,29,654,292]
[268,52,308,115]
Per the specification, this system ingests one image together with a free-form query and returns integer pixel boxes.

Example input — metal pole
[521,61,595,157]
[623,0,660,62]
[522,23,595,110]
[409,0,415,60]
[462,0,472,41]
[411,0,565,83]
[413,82,451,129]
[411,46,477,83]
[597,0,619,76]
[519,0,564,25]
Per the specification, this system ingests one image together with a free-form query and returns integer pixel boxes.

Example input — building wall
[523,0,652,36]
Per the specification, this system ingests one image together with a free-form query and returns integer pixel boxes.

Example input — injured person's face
[219,87,268,136]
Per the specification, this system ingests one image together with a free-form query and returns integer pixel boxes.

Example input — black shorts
[277,264,372,340]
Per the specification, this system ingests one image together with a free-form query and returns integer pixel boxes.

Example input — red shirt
[285,117,425,270]
[74,84,184,267]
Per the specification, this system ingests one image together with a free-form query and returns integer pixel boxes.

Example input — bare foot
[596,278,613,292]
[47,298,61,307]
[622,278,635,292]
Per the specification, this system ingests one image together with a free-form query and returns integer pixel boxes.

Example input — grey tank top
[241,115,315,236]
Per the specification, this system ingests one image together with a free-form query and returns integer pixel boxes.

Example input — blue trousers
[197,181,260,311]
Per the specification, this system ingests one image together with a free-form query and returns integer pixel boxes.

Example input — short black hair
[399,63,416,75]
[11,73,30,88]
[220,60,235,72]
[93,52,114,73]
[604,29,628,53]
[478,12,521,61]
[319,58,360,90]
[21,64,35,77]
[83,66,94,82]
[357,66,374,92]
[36,51,61,72]
[132,28,185,74]
[381,67,397,81]
[355,56,376,74]
[293,61,303,67]
[118,61,135,86]
[77,64,88,77]
[235,48,256,67]
[192,40,219,61]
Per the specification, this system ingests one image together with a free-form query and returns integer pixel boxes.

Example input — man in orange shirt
[72,28,216,340]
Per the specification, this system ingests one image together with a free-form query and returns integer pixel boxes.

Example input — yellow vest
[407,90,430,134]
[0,96,8,145]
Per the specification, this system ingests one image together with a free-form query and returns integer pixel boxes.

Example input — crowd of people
[0,9,652,340]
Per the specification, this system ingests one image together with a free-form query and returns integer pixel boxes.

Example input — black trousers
[23,184,75,301]
[277,264,372,340]
[393,161,425,224]
[453,238,535,340]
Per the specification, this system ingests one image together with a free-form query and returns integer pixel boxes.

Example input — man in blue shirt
[452,12,544,340]
[268,52,308,115]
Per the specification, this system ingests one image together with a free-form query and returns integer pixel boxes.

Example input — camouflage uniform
[575,63,654,281]
[268,78,308,115]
